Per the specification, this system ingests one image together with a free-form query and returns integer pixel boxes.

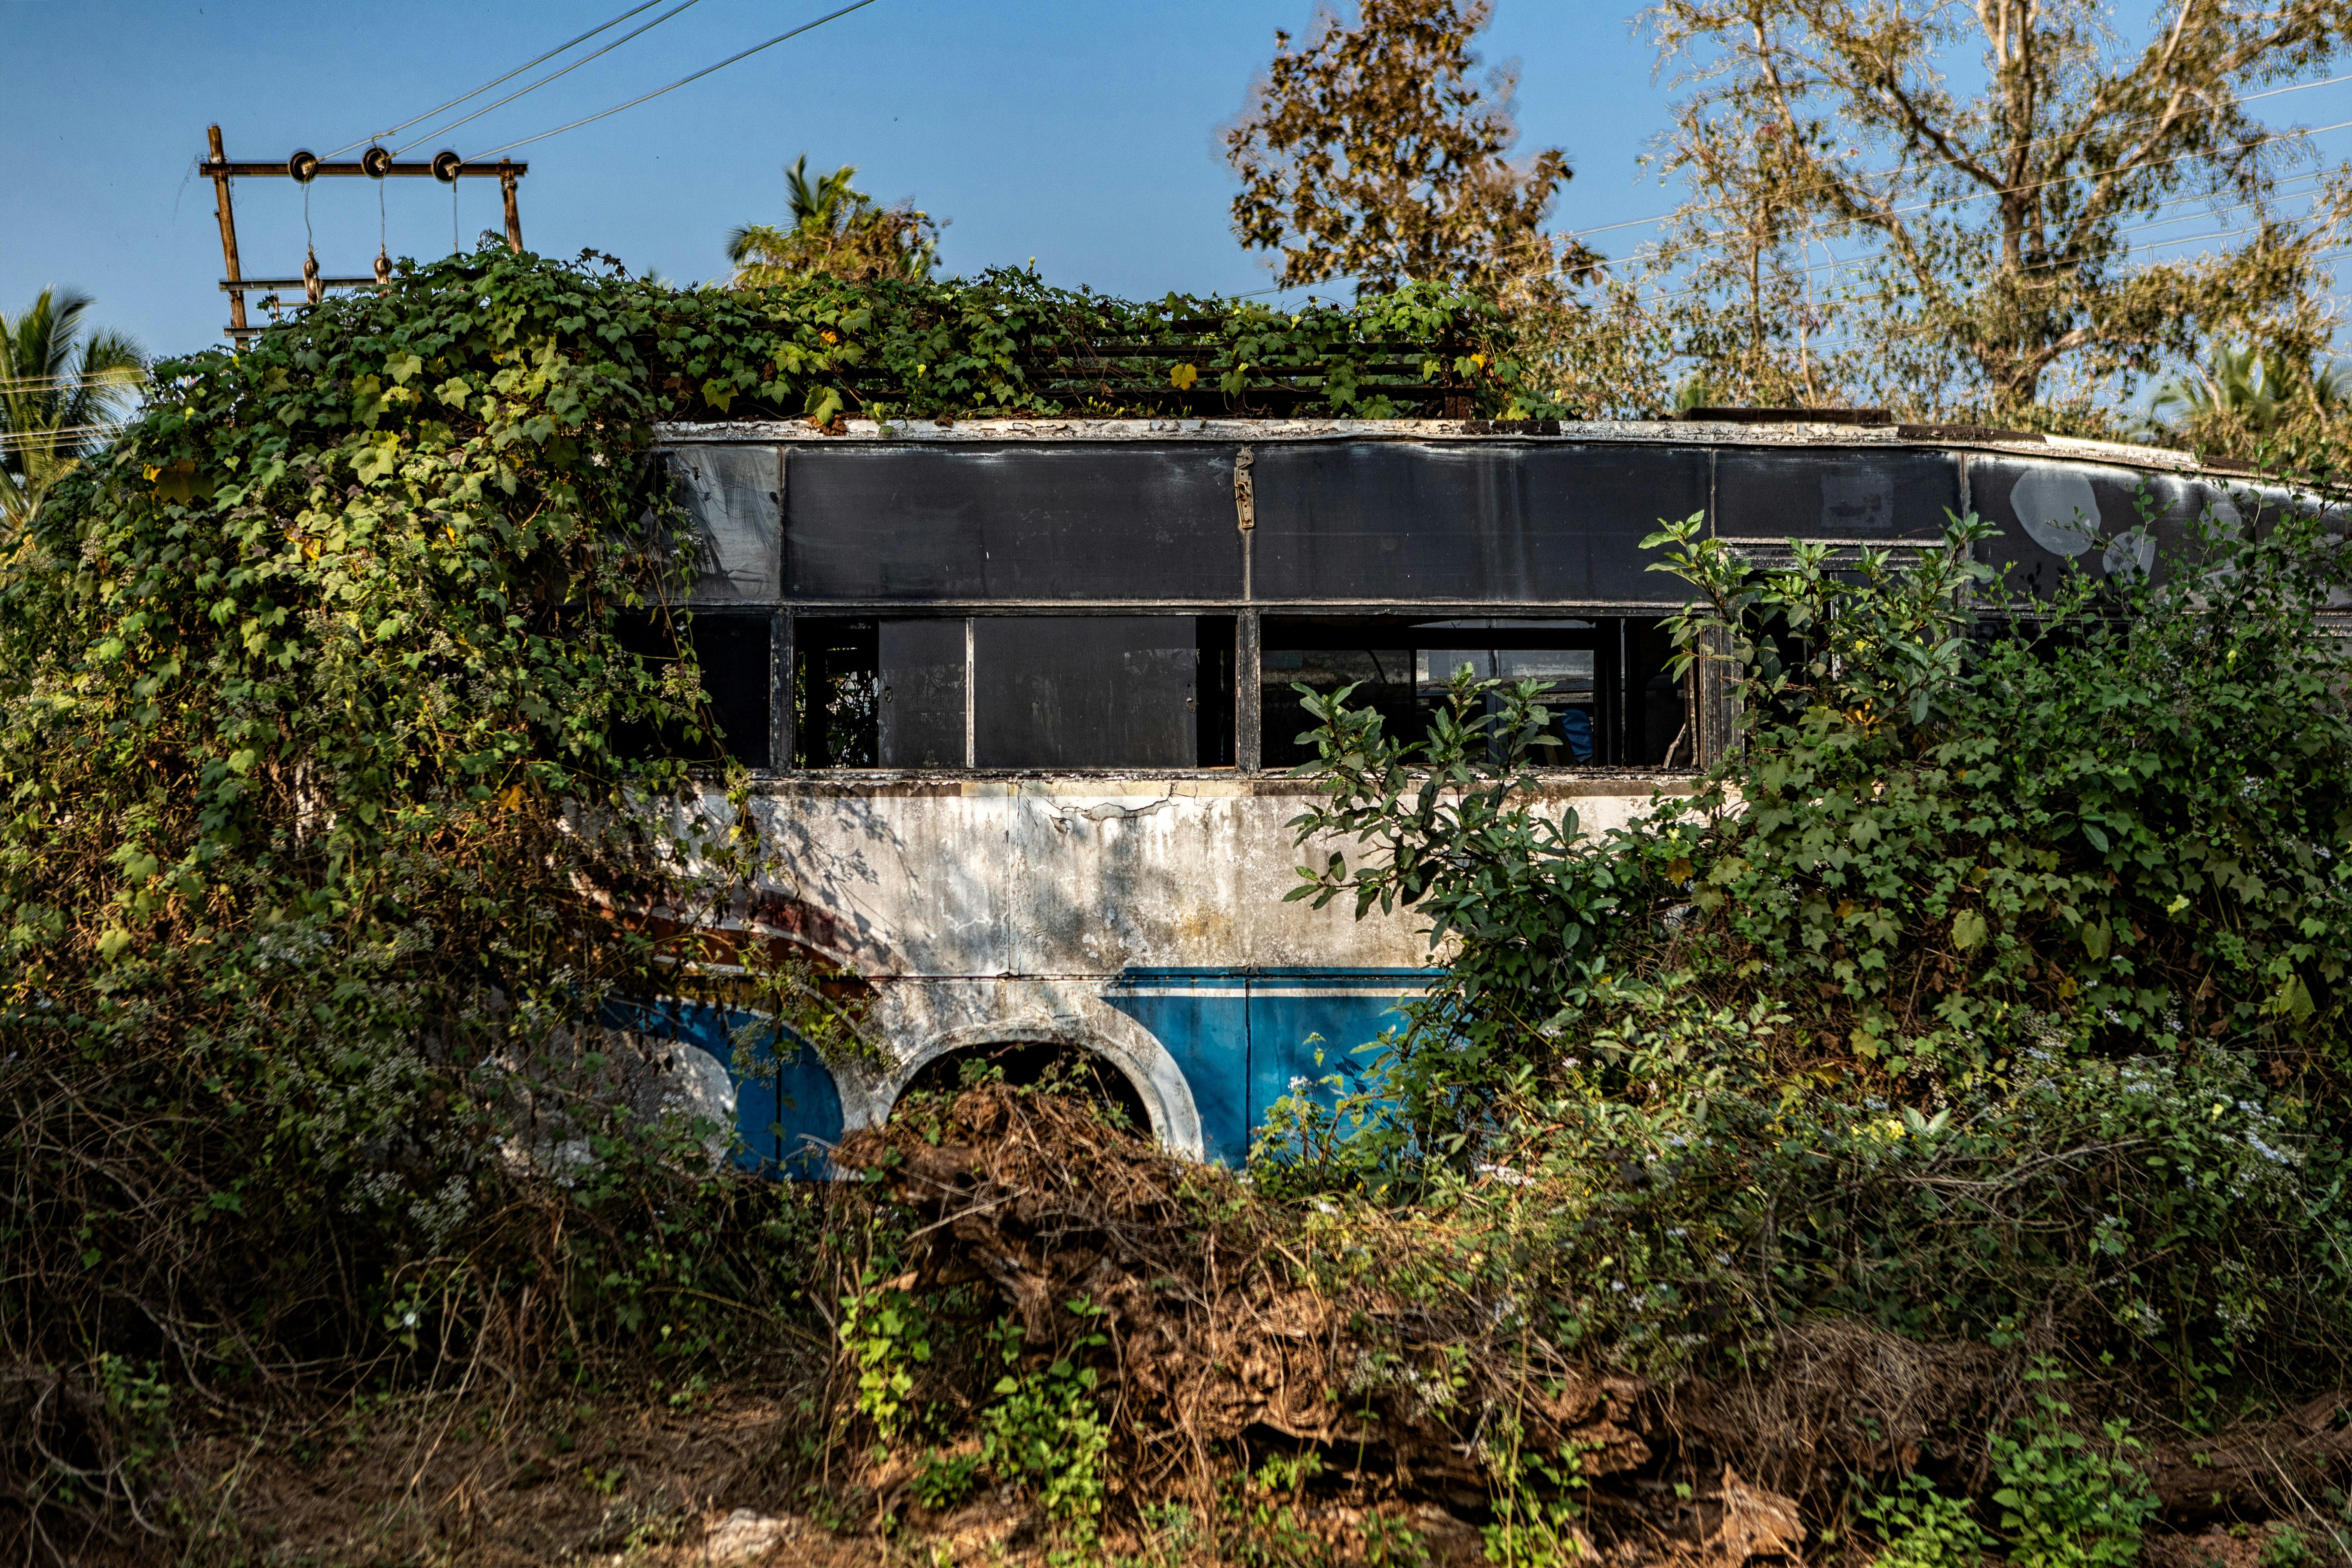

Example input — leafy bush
[839,1266,936,1440]
[1989,1366,2159,1568]
[0,245,1520,1412]
[1859,1470,1994,1568]
[0,246,1540,1552]
[1855,1365,2158,1568]
[979,1314,1112,1542]
[1278,497,2352,1396]
[911,1448,983,1511]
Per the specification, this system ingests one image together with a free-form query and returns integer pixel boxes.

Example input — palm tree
[2144,340,2352,438]
[2147,342,2287,432]
[1,288,145,529]
[726,154,940,287]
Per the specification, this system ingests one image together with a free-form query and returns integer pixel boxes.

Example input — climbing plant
[0,244,1543,1466]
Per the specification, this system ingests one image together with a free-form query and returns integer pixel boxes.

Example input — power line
[1573,67,2352,245]
[467,0,882,160]
[1648,114,2352,272]
[325,0,672,159]
[392,0,707,157]
[1624,116,2352,308]
[0,424,126,450]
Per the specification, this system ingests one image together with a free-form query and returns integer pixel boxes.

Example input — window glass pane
[973,618,1198,769]
[878,619,967,768]
[1266,617,1686,769]
[610,612,770,768]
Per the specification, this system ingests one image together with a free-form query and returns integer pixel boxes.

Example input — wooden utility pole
[206,126,247,337]
[499,162,523,254]
[199,127,531,342]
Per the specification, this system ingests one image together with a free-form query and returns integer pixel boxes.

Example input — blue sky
[0,0,1684,362]
[7,2,2349,379]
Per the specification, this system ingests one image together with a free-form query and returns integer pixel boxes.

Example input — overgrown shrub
[1279,496,2352,1400]
[0,247,1528,1557]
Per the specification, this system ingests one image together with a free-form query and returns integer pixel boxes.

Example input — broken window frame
[755,607,1719,778]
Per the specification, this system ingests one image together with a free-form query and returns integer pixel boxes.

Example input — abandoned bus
[619,414,2282,1172]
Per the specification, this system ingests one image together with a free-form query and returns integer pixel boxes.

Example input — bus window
[611,610,772,769]
[879,619,967,768]
[1263,617,1687,769]
[796,615,1227,772]
[1259,625,1418,769]
[973,617,1200,769]
[793,619,878,768]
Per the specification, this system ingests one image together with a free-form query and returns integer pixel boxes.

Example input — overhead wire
[325,0,672,157]
[392,0,707,156]
[1623,116,2352,309]
[0,424,128,450]
[466,0,882,159]
[1573,66,2352,244]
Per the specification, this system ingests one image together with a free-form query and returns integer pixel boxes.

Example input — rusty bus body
[622,416,2284,1171]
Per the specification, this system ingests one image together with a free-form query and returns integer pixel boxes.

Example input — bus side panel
[1245,974,1420,1145]
[605,999,845,1179]
[1101,974,1253,1166]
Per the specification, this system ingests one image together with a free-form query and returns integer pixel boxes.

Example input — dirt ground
[31,1369,2352,1567]
[73,1380,1497,1566]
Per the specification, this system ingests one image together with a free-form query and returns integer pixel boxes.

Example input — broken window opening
[611,609,772,769]
[1196,616,1238,769]
[793,615,1225,772]
[793,618,879,768]
[1259,616,1687,770]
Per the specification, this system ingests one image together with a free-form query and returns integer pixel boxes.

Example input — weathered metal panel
[1101,971,1421,1166]
[1249,442,1708,603]
[673,445,781,602]
[706,777,1688,1164]
[1970,458,2282,592]
[784,445,1246,601]
[1102,975,1254,1164]
[878,619,966,767]
[606,998,844,1179]
[1244,973,1415,1151]
[1712,448,1960,541]
[972,617,1197,768]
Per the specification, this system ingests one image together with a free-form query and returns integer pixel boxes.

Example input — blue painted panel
[1105,968,1431,1167]
[1245,974,1419,1141]
[604,999,845,1179]
[1103,972,1253,1166]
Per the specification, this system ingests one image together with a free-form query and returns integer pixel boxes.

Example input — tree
[1224,0,1597,307]
[727,154,941,286]
[0,288,143,529]
[2137,337,2352,456]
[1644,0,2352,415]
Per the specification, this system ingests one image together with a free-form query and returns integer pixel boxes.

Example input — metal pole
[500,163,523,254]
[207,126,247,337]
